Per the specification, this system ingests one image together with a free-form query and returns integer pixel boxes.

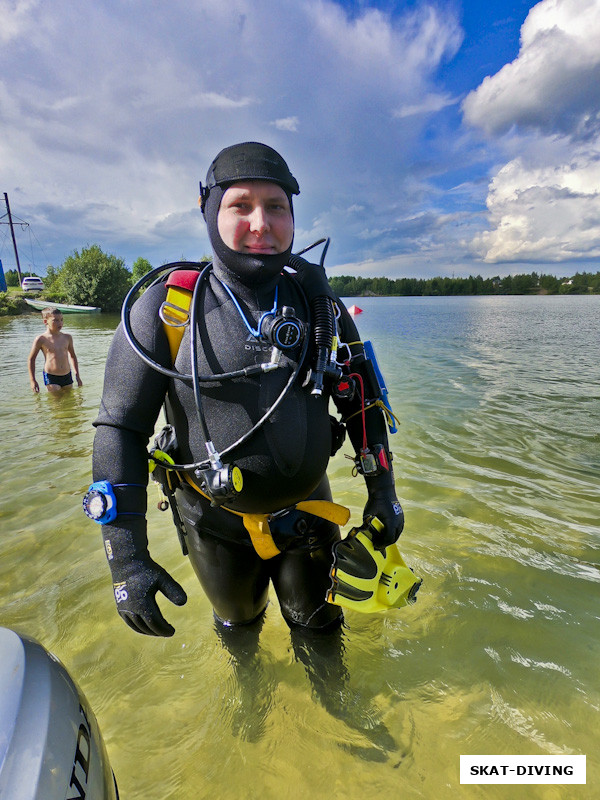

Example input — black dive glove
[102,519,187,637]
[363,480,404,547]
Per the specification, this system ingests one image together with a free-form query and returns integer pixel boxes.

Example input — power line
[0,193,25,282]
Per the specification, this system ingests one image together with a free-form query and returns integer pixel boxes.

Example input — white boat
[26,298,101,313]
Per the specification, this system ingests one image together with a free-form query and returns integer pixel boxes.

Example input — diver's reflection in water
[215,614,397,759]
[214,612,275,743]
[290,623,397,761]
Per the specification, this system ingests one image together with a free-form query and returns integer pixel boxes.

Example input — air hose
[311,295,336,396]
[121,259,310,474]
[288,239,341,396]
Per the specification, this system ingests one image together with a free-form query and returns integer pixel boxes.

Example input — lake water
[0,295,598,799]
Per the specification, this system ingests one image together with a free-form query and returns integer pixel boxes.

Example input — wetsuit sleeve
[332,299,392,460]
[332,299,404,545]
[93,283,171,488]
[91,284,187,637]
[288,255,403,543]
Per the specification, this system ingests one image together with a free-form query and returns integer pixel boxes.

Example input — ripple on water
[1,299,598,799]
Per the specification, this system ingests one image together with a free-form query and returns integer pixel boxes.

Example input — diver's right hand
[108,555,187,637]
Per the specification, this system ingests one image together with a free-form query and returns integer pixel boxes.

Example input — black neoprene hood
[200,142,300,210]
[200,141,300,288]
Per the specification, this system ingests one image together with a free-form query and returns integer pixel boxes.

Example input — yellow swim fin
[326,518,422,613]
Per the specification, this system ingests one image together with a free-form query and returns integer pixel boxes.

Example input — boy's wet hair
[41,307,62,320]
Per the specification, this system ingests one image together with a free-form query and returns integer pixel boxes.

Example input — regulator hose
[121,259,311,472]
[312,295,335,348]
[311,295,335,396]
[287,244,338,396]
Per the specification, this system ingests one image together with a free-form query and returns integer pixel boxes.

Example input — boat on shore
[26,298,101,314]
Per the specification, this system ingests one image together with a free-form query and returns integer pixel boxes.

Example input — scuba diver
[89,141,404,649]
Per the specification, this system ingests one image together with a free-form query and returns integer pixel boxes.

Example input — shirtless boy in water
[28,307,83,393]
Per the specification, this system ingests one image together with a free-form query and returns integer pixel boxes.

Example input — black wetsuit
[94,264,366,629]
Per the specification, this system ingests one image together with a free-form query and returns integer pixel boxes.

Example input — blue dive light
[83,481,118,524]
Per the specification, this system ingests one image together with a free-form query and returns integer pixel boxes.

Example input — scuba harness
[121,240,341,474]
[122,240,352,558]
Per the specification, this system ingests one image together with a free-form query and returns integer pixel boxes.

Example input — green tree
[54,245,132,311]
[572,272,591,292]
[44,265,58,290]
[371,276,394,295]
[4,269,20,287]
[131,257,153,286]
[330,275,358,296]
[512,272,535,293]
[539,273,559,293]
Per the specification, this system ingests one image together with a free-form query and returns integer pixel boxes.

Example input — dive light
[82,481,118,524]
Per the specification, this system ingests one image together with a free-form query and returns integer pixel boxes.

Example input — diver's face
[217,181,293,255]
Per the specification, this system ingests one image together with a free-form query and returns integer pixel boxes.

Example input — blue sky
[2,0,600,279]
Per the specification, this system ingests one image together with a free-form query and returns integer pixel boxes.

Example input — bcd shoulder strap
[161,268,205,362]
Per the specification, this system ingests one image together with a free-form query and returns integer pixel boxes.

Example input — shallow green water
[1,296,598,799]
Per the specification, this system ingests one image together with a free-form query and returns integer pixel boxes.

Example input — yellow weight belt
[181,472,350,559]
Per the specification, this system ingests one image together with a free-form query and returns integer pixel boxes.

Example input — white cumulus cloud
[470,147,600,262]
[464,0,600,264]
[271,116,299,132]
[0,0,463,269]
[463,0,600,138]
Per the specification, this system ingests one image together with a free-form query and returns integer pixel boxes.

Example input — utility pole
[1,193,24,284]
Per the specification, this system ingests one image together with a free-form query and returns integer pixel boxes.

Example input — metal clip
[159,301,189,328]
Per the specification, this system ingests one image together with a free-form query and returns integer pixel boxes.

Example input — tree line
[3,243,600,317]
[329,271,600,296]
